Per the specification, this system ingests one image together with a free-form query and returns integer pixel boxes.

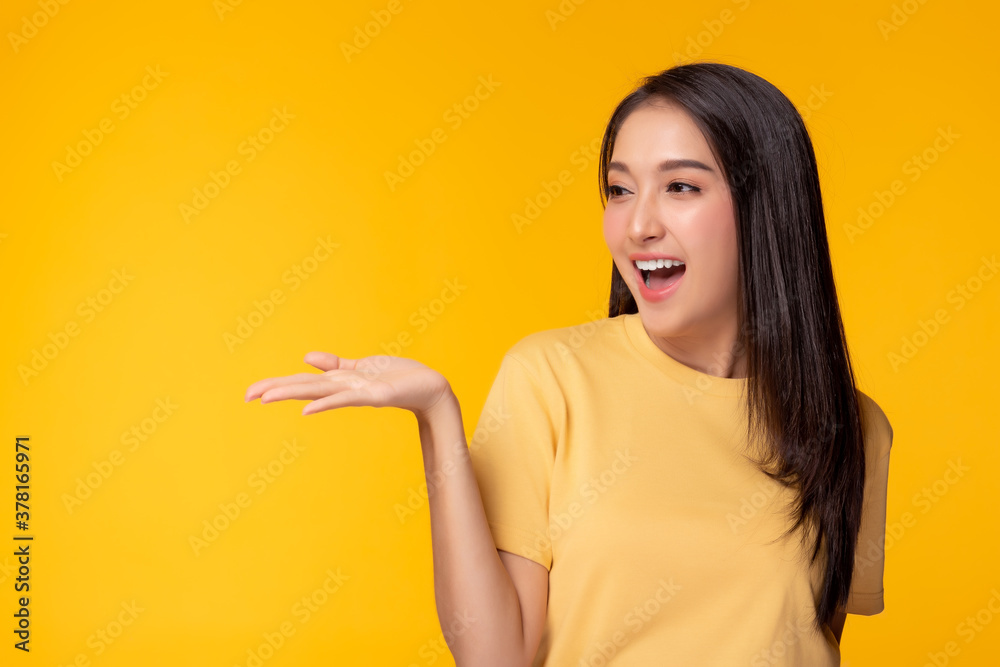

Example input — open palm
[244,351,452,417]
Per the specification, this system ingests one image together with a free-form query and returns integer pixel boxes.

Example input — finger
[303,351,359,372]
[245,373,321,402]
[301,387,375,415]
[260,374,366,404]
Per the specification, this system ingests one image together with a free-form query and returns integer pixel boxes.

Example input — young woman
[244,61,894,666]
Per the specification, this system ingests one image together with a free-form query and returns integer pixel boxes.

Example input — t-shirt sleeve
[845,393,894,615]
[468,350,563,572]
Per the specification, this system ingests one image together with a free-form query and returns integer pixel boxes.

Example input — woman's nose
[627,190,665,242]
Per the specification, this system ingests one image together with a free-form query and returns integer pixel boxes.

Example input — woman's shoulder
[502,312,622,368]
[856,389,894,459]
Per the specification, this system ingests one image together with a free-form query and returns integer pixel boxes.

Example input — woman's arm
[416,391,546,667]
[245,353,543,666]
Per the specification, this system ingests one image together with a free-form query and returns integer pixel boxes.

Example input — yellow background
[2,0,997,664]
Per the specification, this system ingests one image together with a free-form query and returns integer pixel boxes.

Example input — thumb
[303,351,357,372]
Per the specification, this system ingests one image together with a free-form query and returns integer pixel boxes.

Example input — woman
[244,61,894,666]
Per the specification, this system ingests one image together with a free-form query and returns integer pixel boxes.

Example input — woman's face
[603,98,740,351]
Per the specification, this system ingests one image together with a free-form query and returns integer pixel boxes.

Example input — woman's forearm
[415,391,531,667]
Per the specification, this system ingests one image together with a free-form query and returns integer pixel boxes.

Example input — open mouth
[635,259,686,290]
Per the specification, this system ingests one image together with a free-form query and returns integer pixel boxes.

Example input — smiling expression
[603,97,741,353]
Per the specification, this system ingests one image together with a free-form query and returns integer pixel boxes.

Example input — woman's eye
[608,182,698,197]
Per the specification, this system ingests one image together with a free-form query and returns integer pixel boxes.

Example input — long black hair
[599,61,866,631]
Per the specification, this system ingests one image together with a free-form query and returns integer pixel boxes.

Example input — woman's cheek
[601,213,616,247]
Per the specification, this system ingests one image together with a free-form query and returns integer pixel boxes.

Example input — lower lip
[633,263,684,302]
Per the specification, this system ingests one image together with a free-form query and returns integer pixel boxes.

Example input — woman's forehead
[611,104,718,169]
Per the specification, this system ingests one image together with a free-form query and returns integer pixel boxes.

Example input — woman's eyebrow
[608,158,715,175]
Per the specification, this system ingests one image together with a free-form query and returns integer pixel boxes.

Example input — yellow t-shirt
[469,312,893,666]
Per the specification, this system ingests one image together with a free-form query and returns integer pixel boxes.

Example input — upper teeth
[635,259,685,270]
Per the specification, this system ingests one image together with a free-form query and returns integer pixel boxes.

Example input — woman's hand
[244,351,453,419]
